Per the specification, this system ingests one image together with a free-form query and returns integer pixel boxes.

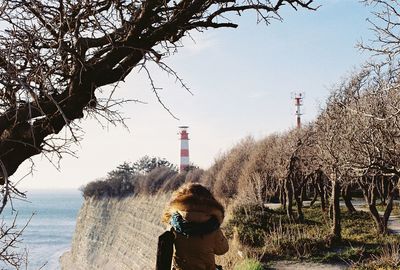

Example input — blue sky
[14,0,377,189]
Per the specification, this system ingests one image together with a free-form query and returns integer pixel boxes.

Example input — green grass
[342,210,378,244]
[234,259,264,270]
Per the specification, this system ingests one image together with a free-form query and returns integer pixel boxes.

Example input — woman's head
[162,183,224,224]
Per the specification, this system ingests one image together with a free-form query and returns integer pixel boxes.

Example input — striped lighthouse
[179,126,190,172]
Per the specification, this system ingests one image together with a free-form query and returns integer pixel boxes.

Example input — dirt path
[388,214,400,234]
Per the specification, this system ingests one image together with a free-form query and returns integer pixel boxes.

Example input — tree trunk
[382,181,396,234]
[310,189,318,207]
[359,176,387,234]
[293,176,305,223]
[382,193,394,234]
[366,186,395,235]
[280,185,287,210]
[341,185,356,213]
[324,187,330,211]
[294,194,304,222]
[315,171,327,211]
[301,185,307,202]
[331,179,341,242]
[382,176,390,205]
[320,190,326,211]
[285,178,294,221]
[368,202,385,234]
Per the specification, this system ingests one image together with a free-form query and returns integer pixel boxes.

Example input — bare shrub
[81,176,137,199]
[138,166,178,195]
[237,173,267,207]
[225,202,274,247]
[213,137,255,202]
[81,179,113,199]
[158,168,205,194]
[81,163,139,199]
[237,135,285,204]
[184,168,205,184]
[200,153,228,189]
[82,158,179,198]
[161,173,186,193]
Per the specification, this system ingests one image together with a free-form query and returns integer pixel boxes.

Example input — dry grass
[216,234,266,270]
[265,219,328,258]
[352,240,400,269]
[216,238,245,270]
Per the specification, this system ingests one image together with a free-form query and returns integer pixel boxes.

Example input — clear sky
[13,0,376,190]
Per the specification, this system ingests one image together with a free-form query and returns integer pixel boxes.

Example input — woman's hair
[162,183,223,224]
[172,183,214,200]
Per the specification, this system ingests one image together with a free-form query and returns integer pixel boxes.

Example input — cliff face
[60,194,169,270]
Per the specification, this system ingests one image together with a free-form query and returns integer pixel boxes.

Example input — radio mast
[294,93,304,129]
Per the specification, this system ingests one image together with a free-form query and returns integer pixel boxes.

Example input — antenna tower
[294,93,304,129]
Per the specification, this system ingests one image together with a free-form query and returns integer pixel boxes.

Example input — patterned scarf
[170,212,220,237]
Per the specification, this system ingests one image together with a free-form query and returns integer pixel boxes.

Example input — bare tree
[341,69,400,234]
[314,63,400,235]
[237,134,282,206]
[353,0,400,233]
[0,0,315,189]
[285,127,321,223]
[0,214,33,269]
[313,88,354,242]
[359,0,400,66]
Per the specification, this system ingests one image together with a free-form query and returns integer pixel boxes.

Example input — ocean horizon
[1,189,83,270]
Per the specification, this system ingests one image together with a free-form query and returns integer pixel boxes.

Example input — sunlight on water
[0,190,83,270]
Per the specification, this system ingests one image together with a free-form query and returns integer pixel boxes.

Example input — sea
[0,189,83,270]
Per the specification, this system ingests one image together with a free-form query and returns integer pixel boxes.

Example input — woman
[162,183,229,270]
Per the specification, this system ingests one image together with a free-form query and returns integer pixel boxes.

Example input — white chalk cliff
[60,194,169,270]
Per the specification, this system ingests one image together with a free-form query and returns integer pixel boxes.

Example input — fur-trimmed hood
[163,194,225,225]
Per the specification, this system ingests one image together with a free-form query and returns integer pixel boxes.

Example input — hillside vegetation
[81,66,400,268]
[81,156,203,199]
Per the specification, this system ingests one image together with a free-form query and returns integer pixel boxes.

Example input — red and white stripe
[179,126,189,172]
